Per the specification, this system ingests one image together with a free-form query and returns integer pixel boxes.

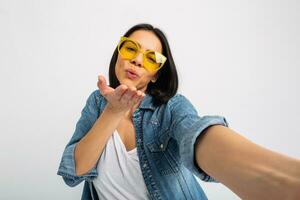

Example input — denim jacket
[57,89,229,200]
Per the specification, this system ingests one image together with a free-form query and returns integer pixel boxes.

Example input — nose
[130,52,143,68]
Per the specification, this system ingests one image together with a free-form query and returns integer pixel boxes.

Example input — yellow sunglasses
[117,36,167,73]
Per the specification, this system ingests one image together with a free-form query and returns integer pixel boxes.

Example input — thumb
[98,75,108,90]
[98,75,114,94]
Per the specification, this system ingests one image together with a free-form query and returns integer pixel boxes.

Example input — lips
[126,69,139,76]
[125,69,139,80]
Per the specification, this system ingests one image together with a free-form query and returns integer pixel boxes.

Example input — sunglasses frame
[117,36,167,73]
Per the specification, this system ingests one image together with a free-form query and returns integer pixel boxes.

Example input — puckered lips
[125,68,139,80]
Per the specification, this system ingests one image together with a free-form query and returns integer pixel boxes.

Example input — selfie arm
[195,125,300,200]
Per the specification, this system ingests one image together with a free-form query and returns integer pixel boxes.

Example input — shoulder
[168,93,191,105]
[164,93,198,116]
[167,93,195,110]
[86,89,107,110]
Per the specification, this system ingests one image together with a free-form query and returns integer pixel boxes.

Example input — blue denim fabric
[57,89,229,200]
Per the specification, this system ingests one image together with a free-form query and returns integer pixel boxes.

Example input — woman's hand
[97,75,145,114]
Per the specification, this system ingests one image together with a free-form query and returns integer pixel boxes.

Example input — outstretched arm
[195,125,300,200]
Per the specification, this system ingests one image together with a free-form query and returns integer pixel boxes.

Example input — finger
[137,91,146,101]
[98,75,114,95]
[128,88,144,105]
[131,91,143,105]
[114,84,128,100]
[120,86,138,105]
[97,75,108,90]
[128,86,138,99]
[131,91,146,106]
[120,89,135,105]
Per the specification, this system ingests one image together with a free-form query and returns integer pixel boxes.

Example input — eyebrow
[130,38,157,52]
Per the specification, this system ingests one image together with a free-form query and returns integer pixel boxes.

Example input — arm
[57,76,144,186]
[75,76,144,176]
[74,106,124,176]
[195,125,300,200]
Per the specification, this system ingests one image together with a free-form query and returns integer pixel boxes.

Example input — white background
[1,0,299,199]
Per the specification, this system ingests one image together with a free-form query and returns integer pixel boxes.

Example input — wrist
[104,104,126,116]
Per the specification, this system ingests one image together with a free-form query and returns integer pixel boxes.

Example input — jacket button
[160,144,164,149]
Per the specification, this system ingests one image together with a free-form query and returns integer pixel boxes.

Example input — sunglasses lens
[118,40,138,60]
[144,51,162,72]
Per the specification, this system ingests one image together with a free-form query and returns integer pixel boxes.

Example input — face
[115,30,163,92]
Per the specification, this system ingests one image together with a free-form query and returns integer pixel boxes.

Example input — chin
[119,78,137,88]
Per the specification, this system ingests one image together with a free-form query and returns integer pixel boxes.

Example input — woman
[57,23,300,200]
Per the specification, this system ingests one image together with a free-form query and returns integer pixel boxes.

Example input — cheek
[115,58,126,74]
[117,56,127,67]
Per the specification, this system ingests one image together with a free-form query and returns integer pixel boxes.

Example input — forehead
[128,30,162,53]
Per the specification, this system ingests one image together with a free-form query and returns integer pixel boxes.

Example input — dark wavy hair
[108,23,178,106]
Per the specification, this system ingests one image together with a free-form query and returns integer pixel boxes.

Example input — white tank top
[92,130,150,200]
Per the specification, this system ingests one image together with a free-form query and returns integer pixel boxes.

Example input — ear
[151,74,159,83]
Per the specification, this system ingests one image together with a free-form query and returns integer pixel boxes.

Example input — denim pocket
[146,130,180,175]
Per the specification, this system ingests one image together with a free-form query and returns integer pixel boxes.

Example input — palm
[97,75,145,113]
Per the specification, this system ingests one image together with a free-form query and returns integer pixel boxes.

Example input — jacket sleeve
[169,94,229,182]
[57,90,101,187]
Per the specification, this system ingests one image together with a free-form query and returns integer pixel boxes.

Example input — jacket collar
[139,93,156,110]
